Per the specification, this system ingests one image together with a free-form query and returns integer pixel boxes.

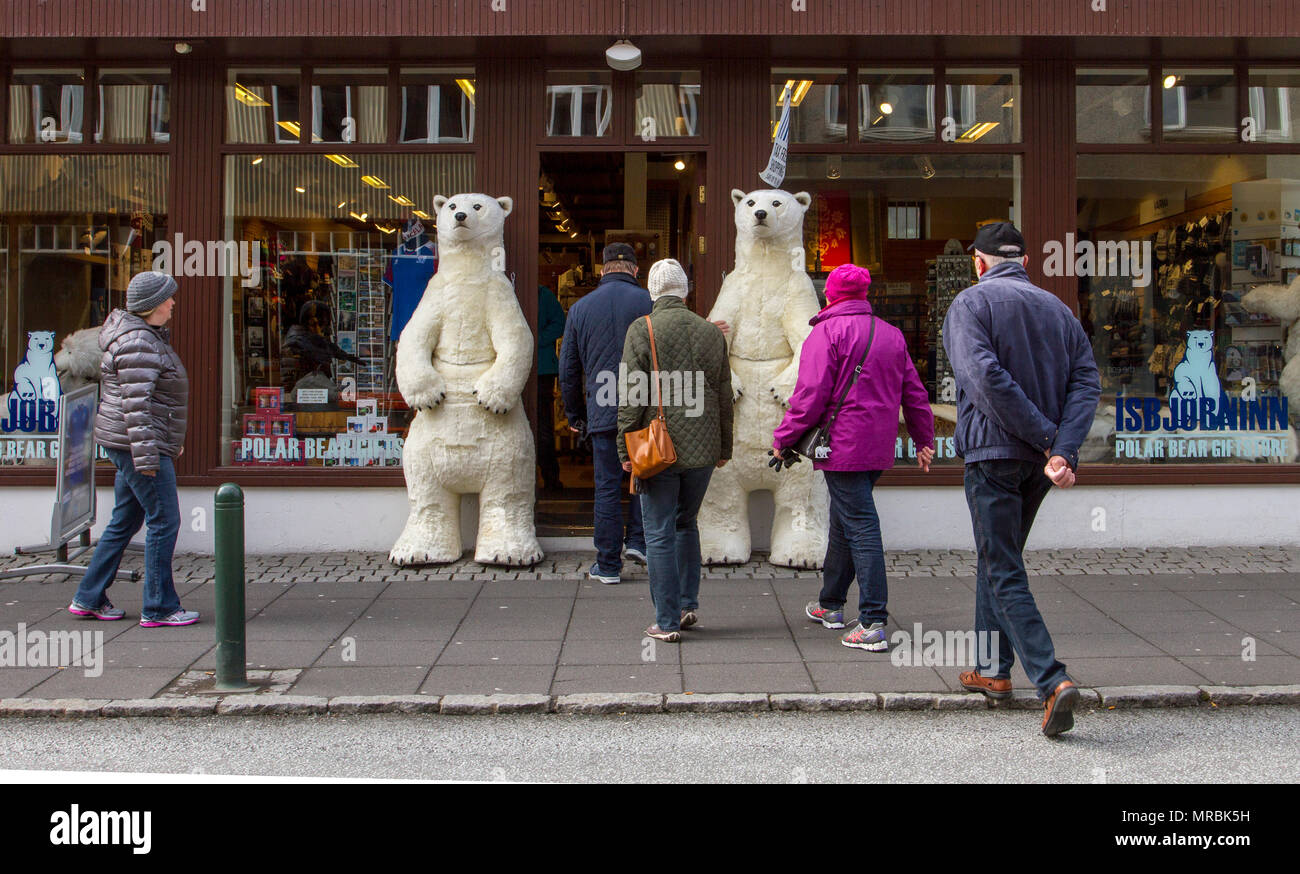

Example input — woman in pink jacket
[772,263,935,652]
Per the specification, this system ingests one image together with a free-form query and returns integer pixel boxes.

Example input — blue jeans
[638,465,713,632]
[74,447,182,622]
[590,430,645,573]
[964,459,1069,699]
[820,470,888,627]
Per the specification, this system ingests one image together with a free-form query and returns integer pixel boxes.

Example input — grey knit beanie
[127,271,178,314]
[647,259,689,301]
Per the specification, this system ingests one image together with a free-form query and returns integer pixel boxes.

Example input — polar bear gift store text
[699,189,829,568]
[390,193,543,567]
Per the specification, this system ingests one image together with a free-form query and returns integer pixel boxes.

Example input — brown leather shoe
[959,670,1012,700]
[1041,680,1080,737]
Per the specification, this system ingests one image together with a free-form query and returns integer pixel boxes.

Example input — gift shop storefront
[1,1,1297,554]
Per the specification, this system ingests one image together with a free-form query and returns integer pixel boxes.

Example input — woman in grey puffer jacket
[70,271,199,627]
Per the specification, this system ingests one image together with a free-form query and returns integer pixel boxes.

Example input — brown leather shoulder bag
[624,314,677,489]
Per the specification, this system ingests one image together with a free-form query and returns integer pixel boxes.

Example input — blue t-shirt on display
[388,251,436,342]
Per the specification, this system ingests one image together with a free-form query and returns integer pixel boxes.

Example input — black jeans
[964,459,1069,699]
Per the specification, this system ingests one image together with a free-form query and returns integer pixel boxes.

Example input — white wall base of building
[1,484,1297,557]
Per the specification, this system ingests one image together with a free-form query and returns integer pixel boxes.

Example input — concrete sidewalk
[1,547,1297,705]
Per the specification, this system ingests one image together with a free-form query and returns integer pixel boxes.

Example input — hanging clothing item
[385,220,437,342]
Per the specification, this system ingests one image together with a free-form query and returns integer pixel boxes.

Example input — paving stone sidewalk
[1,547,1297,704]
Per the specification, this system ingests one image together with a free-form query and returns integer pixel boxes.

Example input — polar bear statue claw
[392,193,543,572]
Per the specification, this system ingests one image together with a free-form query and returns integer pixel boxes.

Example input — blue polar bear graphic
[1169,329,1221,415]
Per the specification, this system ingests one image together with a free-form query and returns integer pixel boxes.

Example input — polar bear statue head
[433,193,513,247]
[1184,329,1215,361]
[731,188,812,246]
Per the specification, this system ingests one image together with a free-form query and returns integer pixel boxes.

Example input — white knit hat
[647,258,689,300]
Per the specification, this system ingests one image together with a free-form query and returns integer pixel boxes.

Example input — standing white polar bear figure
[1243,276,1300,428]
[698,189,829,568]
[390,193,543,568]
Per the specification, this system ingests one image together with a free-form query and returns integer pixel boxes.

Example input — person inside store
[942,221,1100,737]
[771,263,935,652]
[283,299,364,407]
[617,259,732,642]
[69,271,199,627]
[559,242,652,584]
[537,283,567,492]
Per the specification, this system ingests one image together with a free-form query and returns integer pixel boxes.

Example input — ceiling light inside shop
[294,186,306,193]
[957,122,999,142]
[250,155,264,165]
[389,195,415,206]
[781,79,813,107]
[375,223,397,234]
[879,102,894,115]
[174,42,193,55]
[361,175,391,189]
[412,210,432,220]
[1001,97,1014,107]
[277,120,302,138]
[349,211,368,222]
[674,159,686,171]
[1163,74,1178,89]
[569,231,578,238]
[456,79,476,103]
[233,83,270,107]
[826,155,842,179]
[324,153,358,168]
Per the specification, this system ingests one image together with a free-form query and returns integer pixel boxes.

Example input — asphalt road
[2,706,1297,783]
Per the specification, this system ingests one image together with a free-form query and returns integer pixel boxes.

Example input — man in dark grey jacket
[942,222,1100,737]
[71,271,197,628]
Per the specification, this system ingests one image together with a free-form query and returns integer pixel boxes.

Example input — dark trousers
[590,430,645,573]
[964,459,1069,699]
[819,470,888,627]
[639,465,714,632]
[536,374,560,485]
[74,448,182,622]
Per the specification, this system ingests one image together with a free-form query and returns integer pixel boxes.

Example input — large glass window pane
[771,69,848,144]
[633,71,701,139]
[545,72,613,137]
[1247,68,1300,144]
[9,69,85,144]
[783,154,1020,467]
[0,155,167,467]
[312,68,387,144]
[96,68,170,145]
[1077,68,1150,144]
[1161,68,1236,143]
[227,68,301,144]
[945,68,1020,144]
[858,69,934,142]
[221,153,475,468]
[1076,154,1298,465]
[399,69,475,143]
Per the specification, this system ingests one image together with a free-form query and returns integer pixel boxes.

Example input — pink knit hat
[823,263,872,306]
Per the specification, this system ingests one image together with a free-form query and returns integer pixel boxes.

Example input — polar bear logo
[1170,329,1221,414]
[390,192,543,568]
[697,189,829,568]
[13,331,61,403]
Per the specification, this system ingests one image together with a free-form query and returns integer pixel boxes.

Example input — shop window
[95,68,170,145]
[1076,154,1298,465]
[1159,69,1236,143]
[399,69,475,143]
[0,155,167,467]
[632,71,701,139]
[771,69,849,145]
[545,72,613,137]
[1076,68,1150,144]
[312,68,387,144]
[9,69,85,144]
[944,68,1020,144]
[858,69,934,142]
[783,153,1020,467]
[221,153,474,469]
[227,69,301,144]
[1247,69,1300,144]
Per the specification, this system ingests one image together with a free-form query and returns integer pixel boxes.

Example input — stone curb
[1,686,1296,718]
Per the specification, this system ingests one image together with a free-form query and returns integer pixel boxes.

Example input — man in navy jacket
[942,222,1101,737]
[559,243,651,583]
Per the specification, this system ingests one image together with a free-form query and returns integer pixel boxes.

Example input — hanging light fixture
[606,40,642,71]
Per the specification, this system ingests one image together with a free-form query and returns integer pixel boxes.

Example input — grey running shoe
[841,621,889,652]
[140,609,200,628]
[805,601,845,629]
[68,599,126,621]
[624,546,647,565]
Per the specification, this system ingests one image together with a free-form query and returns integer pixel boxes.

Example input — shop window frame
[3,62,175,152]
[538,67,706,147]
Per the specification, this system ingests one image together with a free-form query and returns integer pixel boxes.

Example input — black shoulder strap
[822,315,876,432]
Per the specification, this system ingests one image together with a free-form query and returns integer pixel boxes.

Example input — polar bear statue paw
[473,374,515,415]
[730,369,745,402]
[768,545,825,571]
[388,540,461,567]
[475,543,544,568]
[403,371,447,411]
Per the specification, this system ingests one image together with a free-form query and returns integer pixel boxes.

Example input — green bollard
[214,483,251,691]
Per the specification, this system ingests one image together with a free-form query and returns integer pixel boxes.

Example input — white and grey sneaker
[623,546,647,565]
[140,609,200,628]
[841,621,889,652]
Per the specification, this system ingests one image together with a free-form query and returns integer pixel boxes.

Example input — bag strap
[644,315,665,420]
[822,315,877,434]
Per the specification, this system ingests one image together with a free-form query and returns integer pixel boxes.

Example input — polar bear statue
[13,331,61,402]
[55,327,103,392]
[390,193,543,568]
[698,189,828,568]
[1243,276,1300,429]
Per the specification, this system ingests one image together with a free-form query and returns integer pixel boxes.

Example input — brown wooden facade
[3,1,1300,489]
